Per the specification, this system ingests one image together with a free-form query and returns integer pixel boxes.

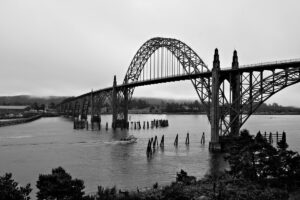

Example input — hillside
[0,95,70,106]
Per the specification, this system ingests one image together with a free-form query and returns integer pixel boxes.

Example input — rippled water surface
[0,114,300,197]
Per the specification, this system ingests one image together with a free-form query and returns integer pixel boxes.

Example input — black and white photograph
[0,0,300,199]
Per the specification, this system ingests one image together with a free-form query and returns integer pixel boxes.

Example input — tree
[32,102,39,111]
[39,104,45,111]
[36,167,85,200]
[227,130,280,180]
[277,131,288,150]
[227,130,300,189]
[0,173,32,200]
[49,102,56,109]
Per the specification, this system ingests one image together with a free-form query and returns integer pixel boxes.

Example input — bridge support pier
[123,87,129,129]
[209,49,221,151]
[112,75,117,129]
[230,50,241,136]
[90,90,94,130]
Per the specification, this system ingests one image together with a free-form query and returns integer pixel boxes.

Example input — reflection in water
[186,144,190,153]
[160,146,164,153]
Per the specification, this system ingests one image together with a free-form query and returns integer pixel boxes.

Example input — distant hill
[0,95,70,106]
[1,96,299,114]
[135,97,196,105]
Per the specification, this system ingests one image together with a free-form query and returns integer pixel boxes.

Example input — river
[0,114,300,197]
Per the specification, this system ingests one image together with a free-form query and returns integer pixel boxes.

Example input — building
[0,105,31,118]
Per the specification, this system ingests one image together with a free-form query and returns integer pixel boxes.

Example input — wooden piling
[73,119,76,129]
[174,134,178,146]
[185,132,190,145]
[153,136,157,148]
[91,119,94,130]
[276,131,279,143]
[99,116,101,129]
[147,121,149,129]
[160,135,164,147]
[269,132,273,144]
[201,132,205,144]
[106,122,108,131]
[147,139,152,156]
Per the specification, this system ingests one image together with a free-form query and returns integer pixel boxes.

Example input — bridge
[58,37,300,151]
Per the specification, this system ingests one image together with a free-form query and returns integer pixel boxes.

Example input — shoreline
[0,114,42,127]
[100,112,300,115]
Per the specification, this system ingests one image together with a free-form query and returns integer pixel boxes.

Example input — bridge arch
[122,37,212,116]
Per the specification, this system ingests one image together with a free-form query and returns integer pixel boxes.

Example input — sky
[0,0,300,106]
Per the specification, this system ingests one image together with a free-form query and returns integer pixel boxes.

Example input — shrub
[0,173,32,200]
[36,167,85,200]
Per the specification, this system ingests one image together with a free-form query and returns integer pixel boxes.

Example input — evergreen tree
[36,167,85,200]
[0,173,32,200]
[277,131,288,150]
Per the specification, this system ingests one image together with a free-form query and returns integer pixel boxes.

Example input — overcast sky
[0,0,300,106]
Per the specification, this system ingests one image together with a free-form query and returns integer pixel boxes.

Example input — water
[0,114,300,198]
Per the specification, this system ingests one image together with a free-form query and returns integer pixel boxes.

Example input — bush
[0,173,32,200]
[36,167,85,200]
[226,129,300,189]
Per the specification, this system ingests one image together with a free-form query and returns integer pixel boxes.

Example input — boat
[119,135,137,144]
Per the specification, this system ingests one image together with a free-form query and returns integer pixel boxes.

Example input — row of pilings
[260,130,286,144]
[73,115,107,131]
[146,132,206,157]
[130,119,169,130]
[73,116,169,131]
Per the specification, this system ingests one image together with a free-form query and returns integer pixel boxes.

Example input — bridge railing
[222,58,300,70]
[240,58,300,68]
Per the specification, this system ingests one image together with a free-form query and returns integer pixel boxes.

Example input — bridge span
[58,37,300,151]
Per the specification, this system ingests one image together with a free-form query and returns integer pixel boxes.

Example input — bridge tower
[209,49,221,151]
[230,50,241,136]
[112,75,117,129]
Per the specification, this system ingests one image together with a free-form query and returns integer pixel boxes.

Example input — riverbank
[0,114,42,127]
[101,111,300,115]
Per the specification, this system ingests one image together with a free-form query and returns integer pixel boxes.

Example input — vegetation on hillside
[1,96,300,114]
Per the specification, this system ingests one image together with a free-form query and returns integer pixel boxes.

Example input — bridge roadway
[74,58,300,100]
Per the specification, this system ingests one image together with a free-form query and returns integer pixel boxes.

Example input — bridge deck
[72,59,300,101]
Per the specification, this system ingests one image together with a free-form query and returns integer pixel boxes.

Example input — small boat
[119,135,137,144]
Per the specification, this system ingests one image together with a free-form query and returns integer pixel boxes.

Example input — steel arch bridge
[58,37,300,151]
